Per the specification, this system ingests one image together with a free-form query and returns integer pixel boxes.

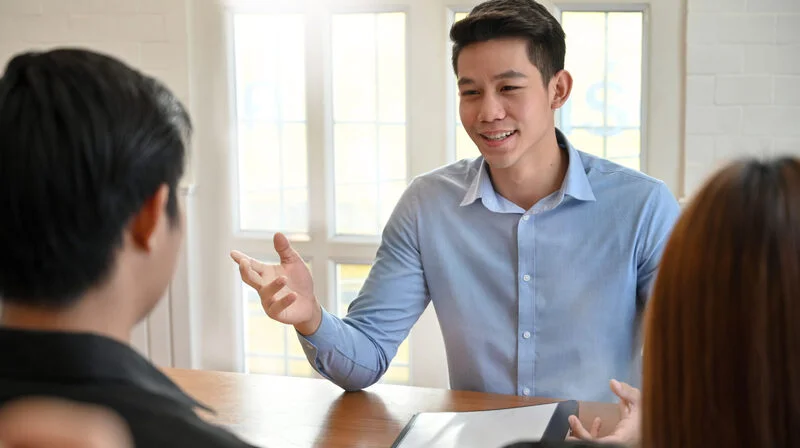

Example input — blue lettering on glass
[584,82,627,137]
[560,60,630,138]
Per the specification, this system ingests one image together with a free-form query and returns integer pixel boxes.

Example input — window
[243,260,316,377]
[233,14,308,235]
[231,8,411,385]
[559,10,644,170]
[335,264,410,384]
[332,13,408,236]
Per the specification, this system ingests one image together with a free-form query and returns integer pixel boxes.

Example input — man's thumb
[610,379,640,404]
[274,232,299,264]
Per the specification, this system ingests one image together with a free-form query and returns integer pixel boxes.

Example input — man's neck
[0,291,136,344]
[489,131,569,211]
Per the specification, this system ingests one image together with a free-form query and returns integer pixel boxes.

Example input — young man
[233,0,679,402]
[0,49,255,447]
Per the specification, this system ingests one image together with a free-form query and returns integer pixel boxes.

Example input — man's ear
[550,69,573,110]
[130,185,170,252]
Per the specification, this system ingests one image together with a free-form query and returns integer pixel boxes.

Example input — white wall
[0,0,191,107]
[0,0,195,367]
[684,0,800,196]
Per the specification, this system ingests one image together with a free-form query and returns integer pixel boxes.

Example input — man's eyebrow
[457,70,527,87]
[457,77,475,87]
[493,70,527,80]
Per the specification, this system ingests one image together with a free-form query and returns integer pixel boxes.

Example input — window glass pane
[247,356,284,375]
[606,129,641,160]
[379,181,407,230]
[607,13,642,129]
[234,14,308,233]
[559,11,644,170]
[455,125,478,161]
[562,12,606,128]
[335,184,378,236]
[335,263,410,384]
[332,14,377,122]
[383,366,410,385]
[281,123,308,189]
[377,13,406,123]
[378,125,406,181]
[282,188,308,235]
[247,312,285,356]
[240,190,281,234]
[239,123,281,191]
[332,13,407,236]
[565,128,604,158]
[288,359,316,377]
[334,124,378,184]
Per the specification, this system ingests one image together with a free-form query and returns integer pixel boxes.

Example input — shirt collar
[0,327,213,413]
[459,128,596,209]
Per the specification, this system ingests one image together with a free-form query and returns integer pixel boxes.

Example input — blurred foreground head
[644,157,800,447]
[0,48,190,329]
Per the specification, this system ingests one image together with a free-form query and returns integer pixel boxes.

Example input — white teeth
[484,131,514,140]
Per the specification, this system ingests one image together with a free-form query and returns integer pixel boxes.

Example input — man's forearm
[298,309,390,391]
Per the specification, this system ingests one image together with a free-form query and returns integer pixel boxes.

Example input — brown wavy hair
[643,157,800,447]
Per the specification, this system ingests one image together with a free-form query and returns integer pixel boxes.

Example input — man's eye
[500,85,521,92]
[460,90,479,96]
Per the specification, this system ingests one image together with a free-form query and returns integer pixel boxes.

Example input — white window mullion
[305,6,334,311]
[405,0,451,389]
[407,1,449,177]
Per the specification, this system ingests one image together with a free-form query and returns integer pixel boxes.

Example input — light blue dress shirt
[300,130,680,402]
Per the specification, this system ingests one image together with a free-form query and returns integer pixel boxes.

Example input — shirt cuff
[297,307,340,356]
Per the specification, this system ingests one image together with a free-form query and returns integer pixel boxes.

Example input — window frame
[225,0,424,385]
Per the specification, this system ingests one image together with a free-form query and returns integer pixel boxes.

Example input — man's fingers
[248,257,273,276]
[610,379,641,405]
[230,250,246,263]
[265,292,298,321]
[273,232,300,264]
[238,259,263,289]
[567,415,598,440]
[590,417,602,437]
[231,250,274,277]
[258,277,287,304]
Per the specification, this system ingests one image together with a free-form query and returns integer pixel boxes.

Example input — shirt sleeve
[636,182,681,305]
[297,178,430,391]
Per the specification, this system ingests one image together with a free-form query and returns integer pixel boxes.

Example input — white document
[392,401,576,448]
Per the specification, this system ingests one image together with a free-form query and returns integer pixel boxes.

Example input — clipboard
[391,400,578,448]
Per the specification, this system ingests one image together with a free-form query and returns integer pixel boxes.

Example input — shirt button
[522,331,531,339]
[522,215,530,221]
[522,274,531,282]
[522,387,531,396]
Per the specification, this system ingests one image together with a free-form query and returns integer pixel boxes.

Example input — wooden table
[164,368,619,448]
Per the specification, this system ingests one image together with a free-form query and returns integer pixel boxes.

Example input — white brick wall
[0,0,190,104]
[685,0,800,195]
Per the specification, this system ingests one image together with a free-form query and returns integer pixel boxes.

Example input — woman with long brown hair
[569,157,800,447]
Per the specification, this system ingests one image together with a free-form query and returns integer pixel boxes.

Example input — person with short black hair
[0,48,255,448]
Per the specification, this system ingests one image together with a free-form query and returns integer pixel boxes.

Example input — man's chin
[479,150,517,170]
